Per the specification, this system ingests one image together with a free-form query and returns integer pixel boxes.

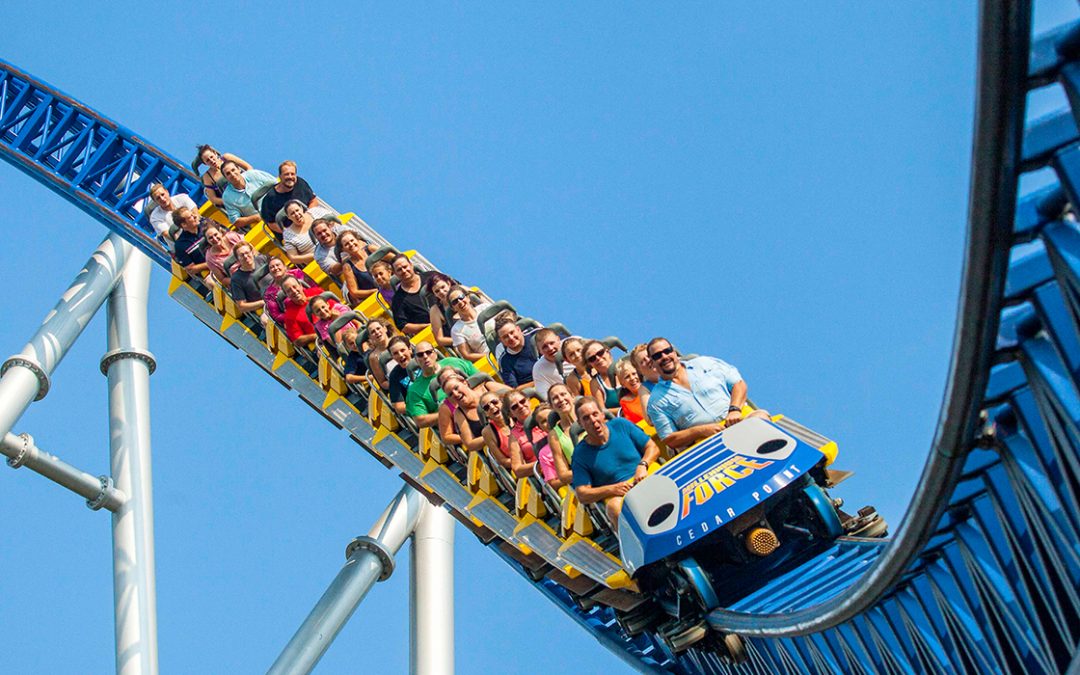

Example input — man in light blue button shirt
[221,160,277,230]
[645,337,770,451]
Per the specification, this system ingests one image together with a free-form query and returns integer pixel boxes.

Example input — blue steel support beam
[0,59,202,268]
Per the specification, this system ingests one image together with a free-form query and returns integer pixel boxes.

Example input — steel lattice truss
[2,1,1079,672]
[0,62,199,267]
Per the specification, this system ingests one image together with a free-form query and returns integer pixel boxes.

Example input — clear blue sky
[1,2,1076,673]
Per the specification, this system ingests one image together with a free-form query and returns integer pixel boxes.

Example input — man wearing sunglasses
[645,337,770,452]
[404,341,477,428]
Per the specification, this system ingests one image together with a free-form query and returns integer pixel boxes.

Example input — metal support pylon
[410,499,455,675]
[269,485,426,675]
[103,249,159,675]
[0,234,129,441]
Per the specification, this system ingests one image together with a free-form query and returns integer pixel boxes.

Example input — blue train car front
[618,417,830,576]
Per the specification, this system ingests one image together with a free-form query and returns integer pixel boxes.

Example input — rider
[571,397,660,531]
[645,337,769,452]
[404,341,477,428]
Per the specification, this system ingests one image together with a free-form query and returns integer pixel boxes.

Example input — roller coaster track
[3,1,1080,671]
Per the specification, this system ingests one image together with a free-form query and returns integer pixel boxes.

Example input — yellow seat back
[515,477,548,519]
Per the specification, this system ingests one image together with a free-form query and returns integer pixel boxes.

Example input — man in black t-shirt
[228,242,269,316]
[171,207,209,275]
[386,336,415,415]
[390,256,434,336]
[259,160,319,227]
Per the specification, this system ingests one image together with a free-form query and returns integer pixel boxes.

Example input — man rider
[571,397,661,531]
[645,337,769,452]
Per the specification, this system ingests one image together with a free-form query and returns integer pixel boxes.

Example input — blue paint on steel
[618,418,824,573]
[1052,144,1080,207]
[1012,183,1065,242]
[1022,109,1078,170]
[677,558,719,611]
[802,482,843,540]
[1027,19,1080,84]
[0,59,201,269]
[6,3,1080,671]
[1004,241,1054,300]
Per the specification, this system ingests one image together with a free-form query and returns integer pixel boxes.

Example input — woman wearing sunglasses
[447,286,493,361]
[503,390,546,479]
[582,339,621,415]
[480,392,514,472]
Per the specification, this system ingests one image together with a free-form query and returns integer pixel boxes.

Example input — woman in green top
[547,384,580,487]
[548,384,579,459]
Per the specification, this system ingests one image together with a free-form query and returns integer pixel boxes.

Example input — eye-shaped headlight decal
[756,439,788,455]
[647,502,675,527]
[622,474,680,535]
[721,418,797,461]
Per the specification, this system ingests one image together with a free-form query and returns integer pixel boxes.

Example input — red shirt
[284,286,323,341]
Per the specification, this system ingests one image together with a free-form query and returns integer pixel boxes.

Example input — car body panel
[618,418,826,575]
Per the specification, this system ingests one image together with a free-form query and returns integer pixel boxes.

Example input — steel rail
[705,0,1031,636]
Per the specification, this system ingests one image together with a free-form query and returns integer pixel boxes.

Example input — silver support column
[269,486,425,675]
[0,234,129,441]
[410,500,455,675]
[103,250,159,675]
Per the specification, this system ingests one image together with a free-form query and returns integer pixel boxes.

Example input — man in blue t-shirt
[221,161,277,230]
[571,397,660,530]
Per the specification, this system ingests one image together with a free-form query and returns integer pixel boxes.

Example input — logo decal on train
[679,455,775,517]
[671,421,798,517]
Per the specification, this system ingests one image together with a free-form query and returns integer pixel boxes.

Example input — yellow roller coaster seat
[515,477,548,519]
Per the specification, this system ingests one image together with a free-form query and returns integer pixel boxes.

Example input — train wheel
[722,633,748,664]
[801,483,844,539]
[615,602,661,637]
[659,618,709,654]
[676,557,720,611]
